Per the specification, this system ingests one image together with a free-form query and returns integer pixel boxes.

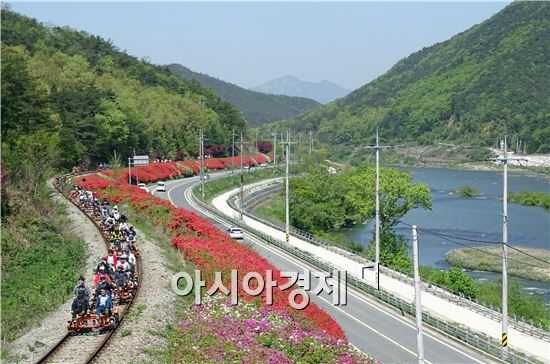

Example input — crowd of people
[68,185,139,331]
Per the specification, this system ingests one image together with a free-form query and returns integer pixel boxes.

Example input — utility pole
[128,157,132,185]
[412,225,424,364]
[199,129,206,200]
[365,128,391,290]
[133,149,139,184]
[238,132,248,220]
[280,130,297,242]
[309,130,313,155]
[489,135,526,359]
[231,128,237,175]
[255,129,260,154]
[272,131,277,168]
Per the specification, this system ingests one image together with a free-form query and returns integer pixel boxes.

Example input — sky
[10,1,510,90]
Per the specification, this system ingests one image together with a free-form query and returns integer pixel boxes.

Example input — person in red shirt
[105,250,118,269]
[93,266,111,286]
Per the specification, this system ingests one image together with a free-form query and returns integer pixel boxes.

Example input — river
[338,166,550,300]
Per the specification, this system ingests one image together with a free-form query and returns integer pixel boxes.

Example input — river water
[338,167,550,300]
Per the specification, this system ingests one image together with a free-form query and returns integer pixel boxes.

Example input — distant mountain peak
[251,75,350,104]
[166,64,320,126]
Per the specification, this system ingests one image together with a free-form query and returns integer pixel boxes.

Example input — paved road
[152,173,493,364]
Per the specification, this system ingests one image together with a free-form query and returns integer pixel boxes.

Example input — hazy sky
[10,1,509,90]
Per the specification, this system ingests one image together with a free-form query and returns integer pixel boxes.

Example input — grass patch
[509,190,550,211]
[475,279,550,328]
[1,189,86,342]
[254,195,285,222]
[126,303,148,321]
[446,246,550,282]
[457,185,479,197]
[120,329,132,337]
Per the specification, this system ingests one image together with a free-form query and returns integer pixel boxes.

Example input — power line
[397,221,549,270]
[397,221,550,266]
[503,244,550,266]
[398,221,499,244]
[398,221,545,249]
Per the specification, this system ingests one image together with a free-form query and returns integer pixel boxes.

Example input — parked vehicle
[137,183,149,193]
[227,227,244,239]
[156,181,166,192]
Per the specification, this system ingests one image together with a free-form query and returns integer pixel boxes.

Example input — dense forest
[278,2,550,154]
[167,64,321,125]
[1,7,246,171]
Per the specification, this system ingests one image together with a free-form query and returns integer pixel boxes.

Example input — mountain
[251,75,350,104]
[166,64,320,126]
[279,2,550,154]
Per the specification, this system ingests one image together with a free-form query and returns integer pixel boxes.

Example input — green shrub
[457,185,479,197]
[509,190,550,211]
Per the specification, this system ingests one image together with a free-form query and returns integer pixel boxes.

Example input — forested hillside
[167,64,321,125]
[1,8,246,171]
[279,2,550,154]
[0,7,245,342]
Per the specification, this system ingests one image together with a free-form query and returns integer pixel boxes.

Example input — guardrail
[235,184,372,265]
[235,180,550,343]
[192,185,540,364]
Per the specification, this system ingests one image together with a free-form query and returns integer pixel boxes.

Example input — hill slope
[166,64,320,126]
[280,2,550,154]
[252,75,350,104]
[1,8,246,169]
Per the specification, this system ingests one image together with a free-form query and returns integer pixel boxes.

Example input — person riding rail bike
[73,276,91,301]
[71,289,90,321]
[95,288,113,320]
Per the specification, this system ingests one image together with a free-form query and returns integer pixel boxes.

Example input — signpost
[128,155,149,184]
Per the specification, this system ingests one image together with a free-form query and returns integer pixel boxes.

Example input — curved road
[152,172,495,364]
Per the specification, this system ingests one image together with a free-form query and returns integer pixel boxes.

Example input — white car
[137,183,149,193]
[227,227,244,239]
[156,181,166,192]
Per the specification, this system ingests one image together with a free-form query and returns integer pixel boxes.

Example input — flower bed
[112,155,269,184]
[170,295,376,363]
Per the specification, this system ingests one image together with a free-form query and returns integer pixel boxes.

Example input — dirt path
[5,182,107,363]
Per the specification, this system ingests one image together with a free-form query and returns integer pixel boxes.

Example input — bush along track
[76,157,376,363]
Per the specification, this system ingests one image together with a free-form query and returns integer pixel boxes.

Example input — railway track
[36,178,142,364]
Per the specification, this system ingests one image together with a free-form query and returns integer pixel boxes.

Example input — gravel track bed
[5,183,107,363]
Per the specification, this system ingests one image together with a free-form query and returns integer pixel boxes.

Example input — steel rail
[36,175,142,364]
